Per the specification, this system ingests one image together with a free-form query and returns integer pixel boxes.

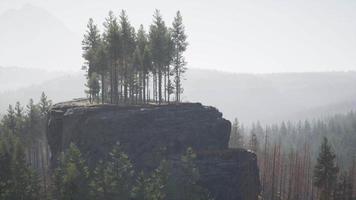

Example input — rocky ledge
[47,102,260,200]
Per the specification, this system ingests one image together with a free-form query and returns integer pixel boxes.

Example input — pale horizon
[1,0,356,73]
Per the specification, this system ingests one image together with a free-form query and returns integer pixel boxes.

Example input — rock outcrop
[47,102,260,200]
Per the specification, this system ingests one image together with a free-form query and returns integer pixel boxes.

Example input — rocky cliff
[47,102,260,200]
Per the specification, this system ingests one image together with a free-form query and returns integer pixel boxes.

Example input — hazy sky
[1,0,356,73]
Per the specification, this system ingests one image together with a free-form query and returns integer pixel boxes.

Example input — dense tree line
[0,95,212,199]
[51,144,212,200]
[0,132,41,199]
[230,112,356,200]
[0,92,52,199]
[82,10,188,105]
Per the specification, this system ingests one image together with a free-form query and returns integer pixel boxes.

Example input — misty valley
[1,2,356,200]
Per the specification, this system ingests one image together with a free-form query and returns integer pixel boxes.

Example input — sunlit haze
[1,0,356,73]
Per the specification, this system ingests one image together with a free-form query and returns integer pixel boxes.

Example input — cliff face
[47,102,260,200]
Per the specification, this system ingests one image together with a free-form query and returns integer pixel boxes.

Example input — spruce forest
[1,2,356,200]
[230,114,356,200]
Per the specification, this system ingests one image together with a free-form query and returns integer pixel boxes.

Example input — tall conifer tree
[171,11,188,102]
[313,137,339,200]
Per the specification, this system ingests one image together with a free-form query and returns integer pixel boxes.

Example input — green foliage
[53,143,90,200]
[81,10,188,105]
[229,118,244,148]
[90,143,134,200]
[85,72,101,103]
[1,105,16,134]
[103,11,120,62]
[313,137,339,200]
[14,102,25,136]
[25,98,42,140]
[82,18,101,75]
[171,11,188,102]
[250,112,356,169]
[144,159,170,200]
[149,10,169,70]
[50,142,212,200]
[1,98,212,200]
[0,133,40,200]
[39,92,52,118]
[82,18,103,103]
[0,94,56,200]
[166,147,213,200]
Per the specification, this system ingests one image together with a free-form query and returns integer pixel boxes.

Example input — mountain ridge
[0,4,82,70]
[1,67,356,124]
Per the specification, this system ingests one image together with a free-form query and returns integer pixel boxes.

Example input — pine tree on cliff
[103,11,121,104]
[39,92,52,118]
[136,25,150,103]
[119,10,136,103]
[82,18,101,103]
[82,18,101,76]
[92,41,109,104]
[171,11,188,103]
[249,132,258,153]
[229,118,244,148]
[313,137,338,200]
[142,46,153,102]
[149,10,169,104]
[85,72,100,103]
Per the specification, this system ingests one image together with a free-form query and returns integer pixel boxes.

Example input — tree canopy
[82,10,188,105]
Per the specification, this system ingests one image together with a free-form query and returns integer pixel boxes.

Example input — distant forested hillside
[2,67,356,123]
[0,66,67,92]
[0,68,85,113]
[184,69,356,123]
[230,109,356,200]
[233,111,356,167]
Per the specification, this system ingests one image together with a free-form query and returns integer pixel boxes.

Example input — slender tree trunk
[147,75,150,103]
[287,151,294,200]
[164,67,167,102]
[143,73,146,103]
[119,77,122,103]
[40,141,47,197]
[135,73,138,104]
[123,60,128,103]
[152,73,155,103]
[294,152,300,200]
[139,72,143,103]
[158,68,162,104]
[175,67,178,102]
[101,73,105,104]
[262,131,268,196]
[280,156,285,200]
[116,62,119,104]
[153,73,155,103]
[352,158,356,199]
[110,61,113,104]
[271,144,276,200]
[178,70,181,102]
[167,67,170,103]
